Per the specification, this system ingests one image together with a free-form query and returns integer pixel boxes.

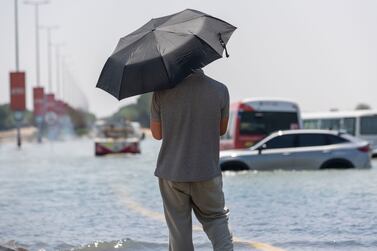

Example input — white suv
[220,130,372,171]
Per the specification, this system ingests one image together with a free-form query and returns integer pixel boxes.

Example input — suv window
[297,134,327,147]
[264,135,296,149]
[326,134,349,144]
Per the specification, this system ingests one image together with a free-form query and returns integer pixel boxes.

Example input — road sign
[13,111,24,121]
[45,111,58,126]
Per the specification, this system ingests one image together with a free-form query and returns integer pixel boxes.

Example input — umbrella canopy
[96,9,236,100]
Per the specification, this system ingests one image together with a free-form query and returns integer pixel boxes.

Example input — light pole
[24,0,49,87]
[40,25,58,93]
[14,0,21,148]
[25,0,49,143]
[14,0,20,71]
[59,55,65,100]
[53,43,64,99]
[10,0,27,149]
[60,55,71,101]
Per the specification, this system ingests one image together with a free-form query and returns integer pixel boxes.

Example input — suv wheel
[221,161,249,171]
[320,159,354,169]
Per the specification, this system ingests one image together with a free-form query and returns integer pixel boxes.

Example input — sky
[1,0,376,118]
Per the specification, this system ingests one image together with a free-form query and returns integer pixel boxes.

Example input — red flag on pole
[33,86,45,116]
[10,72,26,111]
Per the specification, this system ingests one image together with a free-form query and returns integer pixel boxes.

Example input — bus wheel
[221,161,249,171]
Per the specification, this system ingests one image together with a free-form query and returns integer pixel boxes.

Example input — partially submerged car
[220,129,372,171]
[94,120,142,156]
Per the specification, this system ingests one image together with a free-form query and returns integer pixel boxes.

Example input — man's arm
[220,86,230,136]
[150,92,162,140]
[150,120,162,140]
[220,117,229,136]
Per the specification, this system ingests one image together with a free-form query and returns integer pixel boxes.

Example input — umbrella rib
[192,34,223,57]
[112,32,151,58]
[120,16,201,39]
[130,10,204,35]
[156,29,224,57]
[158,14,236,31]
[152,32,173,86]
[158,14,205,28]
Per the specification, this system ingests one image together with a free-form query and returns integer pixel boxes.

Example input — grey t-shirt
[150,70,229,182]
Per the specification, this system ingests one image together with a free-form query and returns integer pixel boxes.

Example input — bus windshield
[239,111,299,135]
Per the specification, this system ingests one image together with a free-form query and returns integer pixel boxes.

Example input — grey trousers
[159,176,233,251]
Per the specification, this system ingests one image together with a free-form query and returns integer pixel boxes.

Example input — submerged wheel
[320,159,354,169]
[221,161,249,171]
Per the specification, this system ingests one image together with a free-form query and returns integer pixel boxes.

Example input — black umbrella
[96,9,236,100]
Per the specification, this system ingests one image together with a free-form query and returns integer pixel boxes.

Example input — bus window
[239,111,299,136]
[320,119,341,131]
[343,117,356,135]
[360,115,377,135]
[303,119,319,129]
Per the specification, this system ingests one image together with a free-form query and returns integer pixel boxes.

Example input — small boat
[94,119,143,156]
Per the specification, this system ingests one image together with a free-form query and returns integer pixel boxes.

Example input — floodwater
[0,138,377,251]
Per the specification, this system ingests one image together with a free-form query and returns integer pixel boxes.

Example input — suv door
[293,133,330,169]
[251,134,297,170]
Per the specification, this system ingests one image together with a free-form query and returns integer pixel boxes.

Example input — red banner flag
[46,93,56,113]
[33,87,45,116]
[55,100,66,116]
[10,72,26,111]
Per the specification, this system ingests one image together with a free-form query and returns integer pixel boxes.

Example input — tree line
[0,103,95,135]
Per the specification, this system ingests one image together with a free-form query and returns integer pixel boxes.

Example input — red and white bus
[220,98,303,150]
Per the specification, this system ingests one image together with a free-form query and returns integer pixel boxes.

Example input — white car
[220,129,372,171]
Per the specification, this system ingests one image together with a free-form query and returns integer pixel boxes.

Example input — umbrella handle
[218,33,230,58]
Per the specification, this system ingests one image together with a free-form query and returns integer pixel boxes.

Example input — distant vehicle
[220,98,302,150]
[302,110,377,157]
[220,129,372,171]
[94,120,142,156]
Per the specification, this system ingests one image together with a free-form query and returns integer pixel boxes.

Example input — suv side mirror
[257,144,267,154]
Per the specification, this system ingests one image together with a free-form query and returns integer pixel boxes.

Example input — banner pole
[17,119,21,148]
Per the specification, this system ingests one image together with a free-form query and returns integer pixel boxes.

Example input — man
[150,68,233,251]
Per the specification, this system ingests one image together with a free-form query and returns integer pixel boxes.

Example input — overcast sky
[1,0,376,117]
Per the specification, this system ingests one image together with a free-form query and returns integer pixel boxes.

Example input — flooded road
[1,138,377,251]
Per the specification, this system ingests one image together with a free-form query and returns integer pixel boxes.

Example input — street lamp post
[24,0,49,87]
[10,0,27,149]
[60,56,68,101]
[14,0,20,71]
[14,0,21,148]
[53,43,64,99]
[40,25,58,93]
[24,0,49,143]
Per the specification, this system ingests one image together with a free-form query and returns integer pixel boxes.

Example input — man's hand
[151,120,162,140]
[220,116,229,136]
